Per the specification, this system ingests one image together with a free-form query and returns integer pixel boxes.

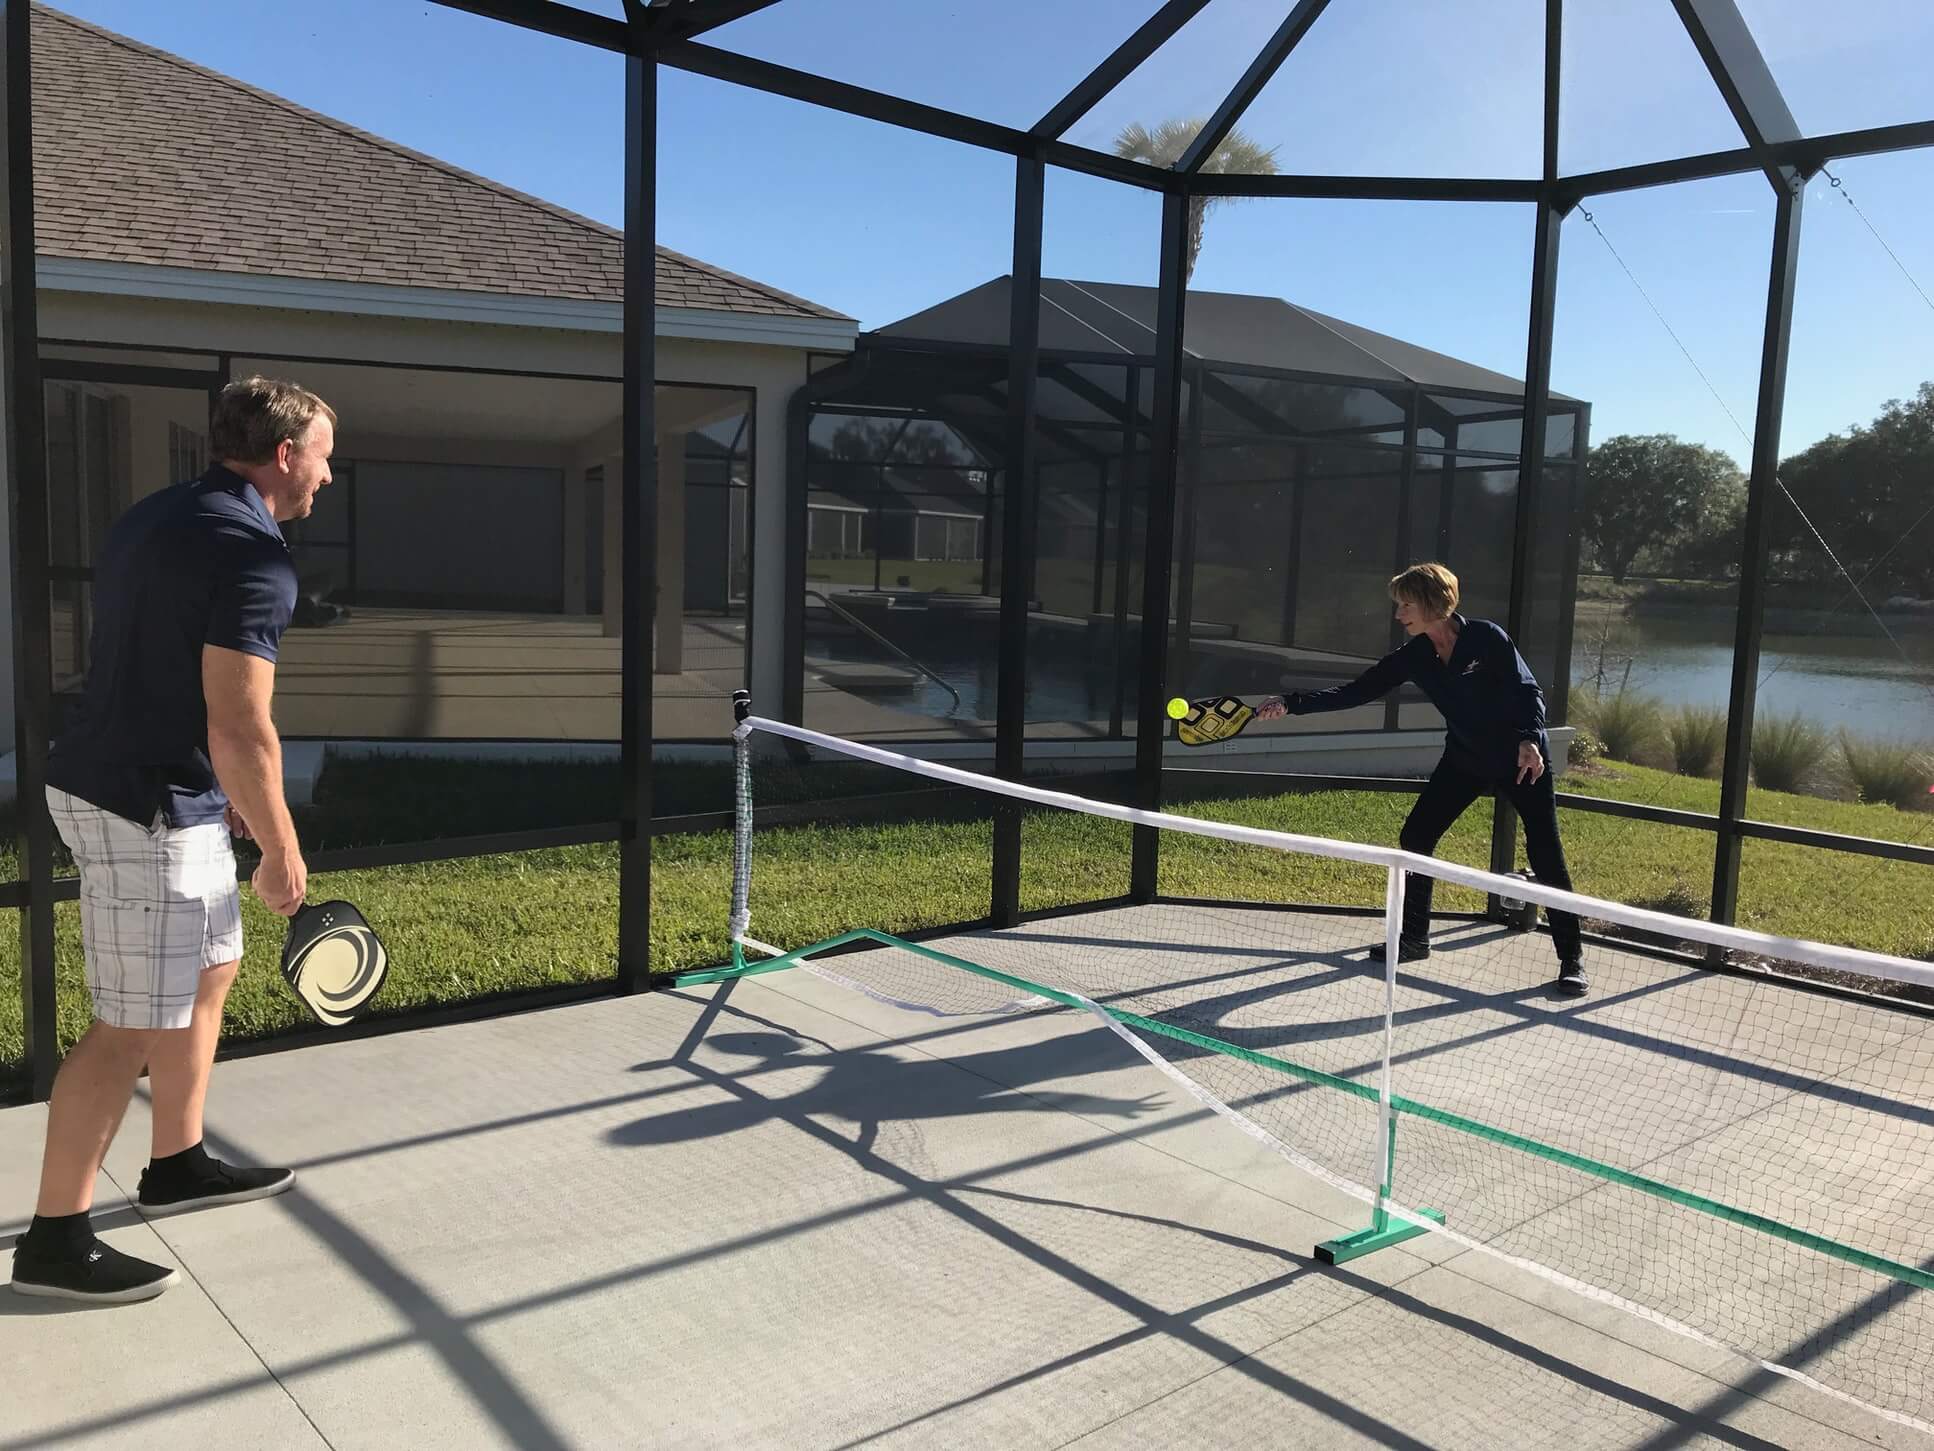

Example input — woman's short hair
[1389,562,1459,618]
[210,375,336,465]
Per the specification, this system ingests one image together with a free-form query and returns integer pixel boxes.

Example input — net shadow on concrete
[6,913,1925,1448]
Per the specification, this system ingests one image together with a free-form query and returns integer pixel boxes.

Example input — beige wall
[2,291,824,734]
[124,385,214,505]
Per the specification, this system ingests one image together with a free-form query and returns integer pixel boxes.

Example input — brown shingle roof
[28,4,850,322]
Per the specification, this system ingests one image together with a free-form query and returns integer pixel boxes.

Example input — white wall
[11,291,827,734]
[125,385,212,504]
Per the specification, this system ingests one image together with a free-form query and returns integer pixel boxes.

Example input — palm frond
[1112,116,1278,178]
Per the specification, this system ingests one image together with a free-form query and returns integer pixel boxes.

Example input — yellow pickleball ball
[1166,696,1189,720]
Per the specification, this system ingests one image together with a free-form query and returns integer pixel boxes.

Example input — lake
[808,598,1934,742]
[1571,604,1934,741]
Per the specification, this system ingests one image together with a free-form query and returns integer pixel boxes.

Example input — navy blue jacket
[47,466,297,827]
[1281,615,1548,782]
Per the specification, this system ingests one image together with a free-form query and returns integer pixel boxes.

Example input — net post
[1317,862,1444,1264]
[729,690,753,947]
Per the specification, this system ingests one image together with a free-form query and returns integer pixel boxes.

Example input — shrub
[1751,711,1831,793]
[1839,730,1934,809]
[1667,704,1728,777]
[1565,722,1603,768]
[1579,689,1663,763]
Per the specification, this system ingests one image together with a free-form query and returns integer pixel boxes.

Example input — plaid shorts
[46,787,244,1031]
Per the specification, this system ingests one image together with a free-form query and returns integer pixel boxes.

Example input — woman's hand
[1516,740,1545,785]
[1255,696,1288,721]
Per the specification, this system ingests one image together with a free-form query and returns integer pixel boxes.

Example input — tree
[1579,434,1747,585]
[1773,381,1934,600]
[1112,119,1279,282]
[1661,460,1746,579]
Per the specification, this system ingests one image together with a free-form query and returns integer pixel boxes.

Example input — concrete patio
[2,908,1929,1450]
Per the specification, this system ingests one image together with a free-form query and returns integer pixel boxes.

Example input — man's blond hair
[210,375,336,466]
[1389,562,1459,618]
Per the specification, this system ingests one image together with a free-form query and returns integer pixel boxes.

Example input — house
[790,276,1586,769]
[5,5,1576,788]
[5,2,855,784]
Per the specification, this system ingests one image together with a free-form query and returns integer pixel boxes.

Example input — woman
[1257,562,1587,996]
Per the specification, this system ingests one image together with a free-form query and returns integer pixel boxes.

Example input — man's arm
[203,644,305,915]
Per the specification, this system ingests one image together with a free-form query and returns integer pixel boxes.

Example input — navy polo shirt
[47,465,298,828]
[1282,614,1550,782]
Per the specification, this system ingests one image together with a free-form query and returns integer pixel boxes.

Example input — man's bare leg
[135,958,294,1215]
[34,1021,162,1217]
[16,1019,182,1302]
[146,960,238,1159]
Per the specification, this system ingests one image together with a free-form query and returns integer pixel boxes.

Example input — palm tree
[1112,118,1280,283]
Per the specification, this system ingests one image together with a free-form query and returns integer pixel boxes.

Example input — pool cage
[789,282,1590,740]
[4,0,1932,1098]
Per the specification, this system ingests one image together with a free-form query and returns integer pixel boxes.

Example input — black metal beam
[1167,367,1204,705]
[991,155,1045,928]
[1385,391,1419,731]
[1556,146,1759,201]
[647,0,781,44]
[1043,361,1145,429]
[1553,793,1716,830]
[38,361,221,389]
[617,52,658,992]
[657,40,1171,191]
[1541,0,1561,183]
[427,0,630,51]
[1785,118,1934,167]
[1129,191,1191,899]
[1281,447,1305,644]
[1044,140,1181,193]
[1,0,54,1099]
[1191,172,1542,203]
[1558,119,1934,202]
[1109,364,1138,740]
[1487,225,1564,880]
[1033,0,1209,140]
[1490,6,1566,897]
[960,381,1108,467]
[1557,792,1934,870]
[781,388,811,724]
[657,38,1015,149]
[1196,369,1301,437]
[1711,182,1804,929]
[1735,818,1934,868]
[1179,0,1332,174]
[1670,0,1801,191]
[1550,410,1590,728]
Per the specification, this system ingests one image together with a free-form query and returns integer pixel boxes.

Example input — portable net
[690,713,1934,1436]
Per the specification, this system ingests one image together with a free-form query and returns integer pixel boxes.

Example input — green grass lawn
[3,757,1928,1070]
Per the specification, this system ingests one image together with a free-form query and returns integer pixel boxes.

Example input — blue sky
[46,0,1934,464]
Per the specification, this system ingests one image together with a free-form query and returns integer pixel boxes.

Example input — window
[169,421,207,482]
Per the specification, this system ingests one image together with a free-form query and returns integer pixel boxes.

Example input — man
[10,376,333,1302]
[1258,562,1587,997]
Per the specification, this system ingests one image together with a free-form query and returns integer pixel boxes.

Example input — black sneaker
[1555,960,1589,997]
[1367,937,1431,965]
[10,1236,179,1303]
[136,1158,296,1218]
